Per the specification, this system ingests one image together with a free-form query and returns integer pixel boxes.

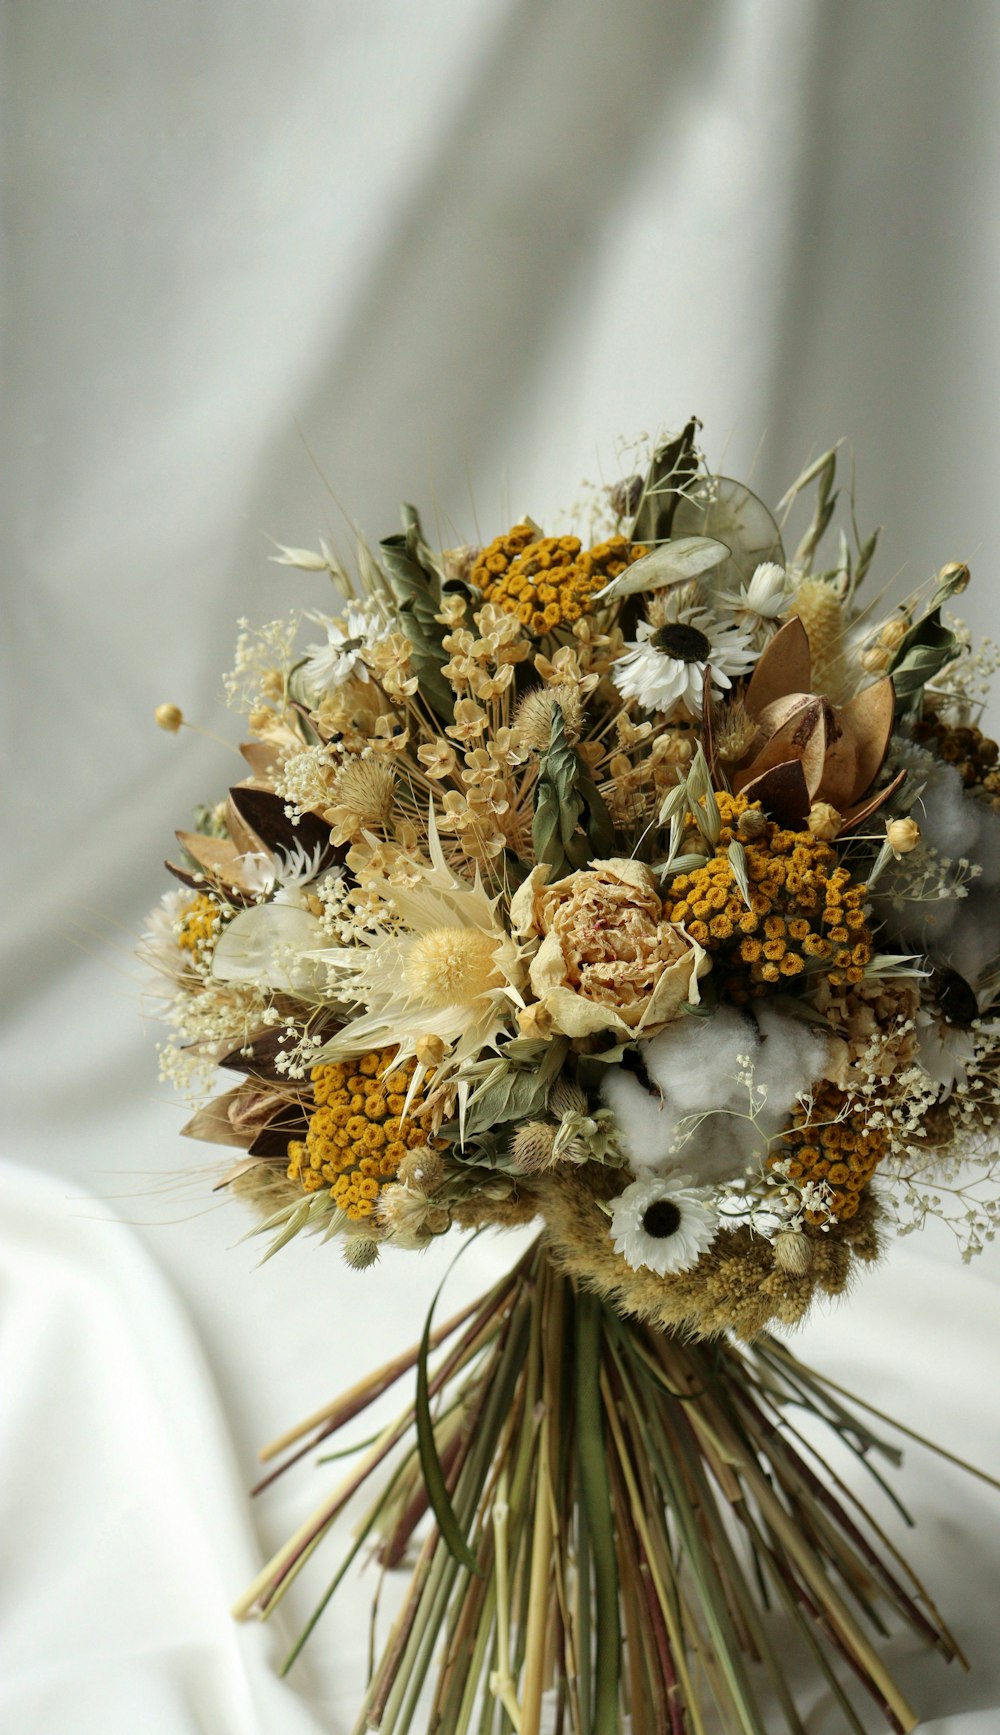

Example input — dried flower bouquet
[144,421,1000,1731]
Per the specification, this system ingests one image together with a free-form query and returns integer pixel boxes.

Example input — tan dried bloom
[712,699,760,765]
[513,686,584,750]
[155,702,184,733]
[518,1003,555,1040]
[509,1120,559,1174]
[325,755,396,844]
[510,859,709,1039]
[886,816,921,856]
[772,1231,813,1275]
[807,801,843,841]
[342,1236,381,1270]
[414,1034,447,1067]
[547,1077,588,1118]
[417,739,459,780]
[395,1145,447,1194]
[445,699,488,743]
[377,1182,450,1248]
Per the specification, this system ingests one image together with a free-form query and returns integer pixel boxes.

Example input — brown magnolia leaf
[838,678,896,799]
[227,785,339,868]
[175,830,261,896]
[225,792,267,860]
[249,1116,309,1157]
[743,617,812,715]
[836,768,908,833]
[164,858,203,891]
[740,758,812,829]
[181,1090,256,1149]
[734,699,827,801]
[216,1027,293,1079]
[240,740,282,779]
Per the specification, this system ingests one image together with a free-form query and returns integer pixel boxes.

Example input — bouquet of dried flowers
[144,421,1000,1732]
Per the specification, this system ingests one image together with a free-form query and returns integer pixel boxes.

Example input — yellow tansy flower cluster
[663,792,872,997]
[472,523,646,636]
[773,1082,889,1221]
[286,1049,432,1220]
[177,893,220,960]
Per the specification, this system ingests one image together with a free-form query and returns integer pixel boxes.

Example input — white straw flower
[609,1173,719,1276]
[302,601,387,693]
[612,608,756,717]
[720,560,791,625]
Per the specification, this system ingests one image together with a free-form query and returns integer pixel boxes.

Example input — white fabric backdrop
[3,2,1000,1729]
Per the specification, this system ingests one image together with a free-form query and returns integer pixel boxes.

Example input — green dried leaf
[532,707,614,874]
[378,505,453,720]
[464,1039,568,1136]
[889,609,962,710]
[630,417,701,545]
[415,1253,483,1578]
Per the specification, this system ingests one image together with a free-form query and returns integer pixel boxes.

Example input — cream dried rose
[509,857,709,1039]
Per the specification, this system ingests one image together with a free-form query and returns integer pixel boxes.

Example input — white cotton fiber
[600,1005,831,1186]
[877,740,1000,990]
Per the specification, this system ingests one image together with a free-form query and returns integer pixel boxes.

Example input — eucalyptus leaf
[592,535,729,603]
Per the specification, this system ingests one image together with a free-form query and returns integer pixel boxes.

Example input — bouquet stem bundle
[235,1241,964,1735]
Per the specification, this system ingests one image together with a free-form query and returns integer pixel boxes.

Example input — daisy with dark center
[609,1171,719,1275]
[613,596,756,716]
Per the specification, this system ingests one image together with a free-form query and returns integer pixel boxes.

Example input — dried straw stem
[238,1238,970,1733]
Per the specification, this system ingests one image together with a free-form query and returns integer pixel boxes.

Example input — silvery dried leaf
[592,536,729,602]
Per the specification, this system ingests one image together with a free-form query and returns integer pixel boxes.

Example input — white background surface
[3,3,1000,1731]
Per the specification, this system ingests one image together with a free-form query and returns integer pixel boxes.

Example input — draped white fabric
[3,1,1000,1728]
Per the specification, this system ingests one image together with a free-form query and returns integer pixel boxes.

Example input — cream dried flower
[510,858,708,1040]
[325,756,396,845]
[609,1172,719,1276]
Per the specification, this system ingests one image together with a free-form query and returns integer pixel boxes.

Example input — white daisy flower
[609,1172,719,1276]
[302,601,387,693]
[612,607,756,717]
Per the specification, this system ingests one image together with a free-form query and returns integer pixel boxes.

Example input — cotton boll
[601,1005,832,1187]
[600,1066,679,1172]
[752,1006,831,1120]
[642,1008,755,1113]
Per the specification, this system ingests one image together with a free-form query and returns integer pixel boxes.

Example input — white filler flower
[610,1172,719,1275]
[613,610,756,716]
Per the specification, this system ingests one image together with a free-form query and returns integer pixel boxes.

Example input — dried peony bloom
[510,858,709,1039]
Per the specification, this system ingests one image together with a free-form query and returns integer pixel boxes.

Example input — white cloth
[3,0,1000,1728]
